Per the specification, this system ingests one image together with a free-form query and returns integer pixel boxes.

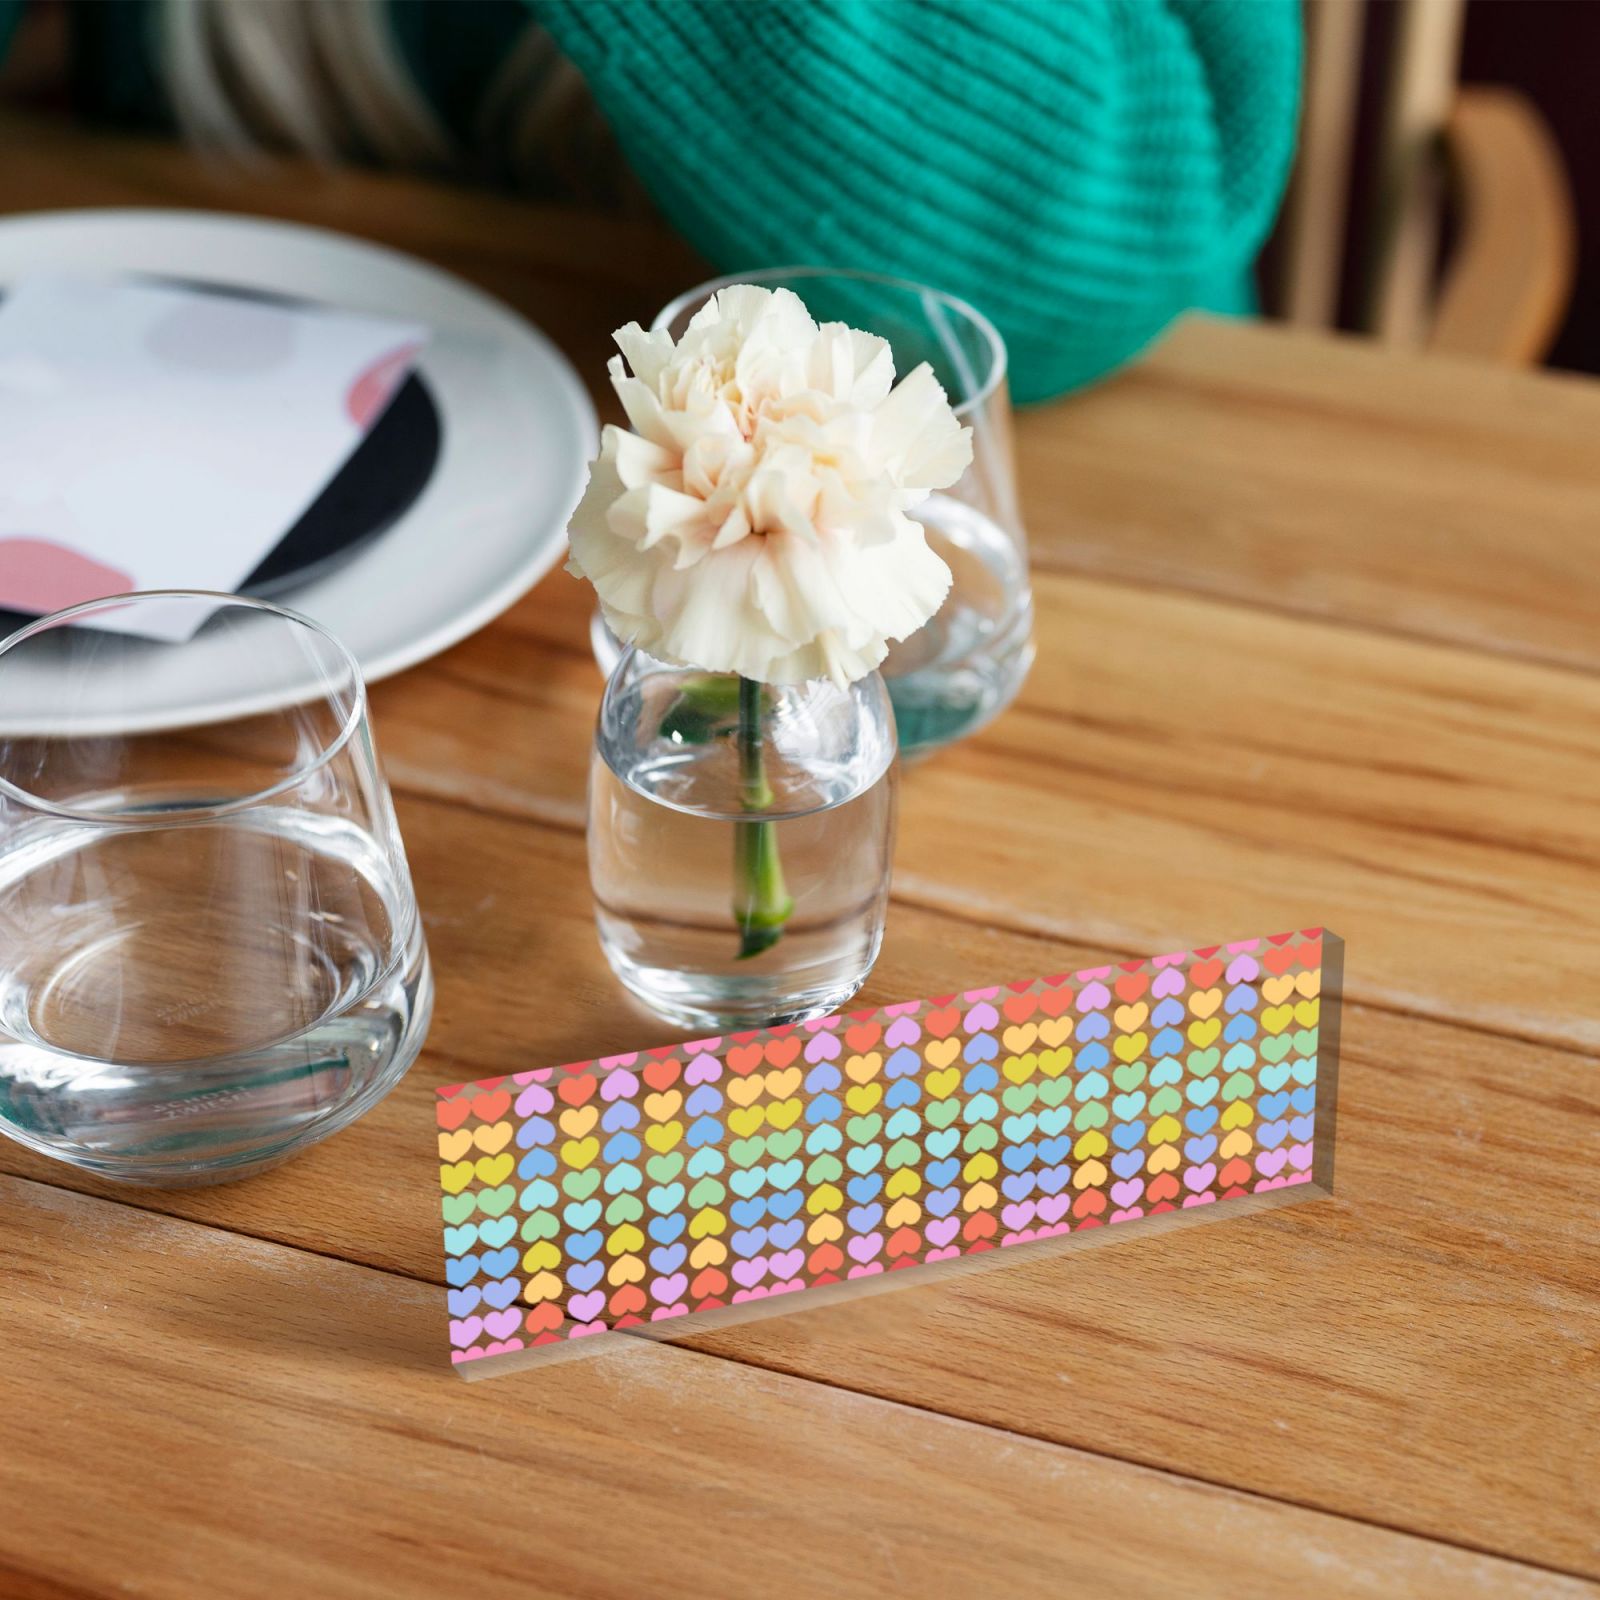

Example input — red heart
[1190,960,1224,988]
[1147,1172,1181,1204]
[962,1212,997,1242]
[1003,993,1038,1024]
[1073,1190,1107,1219]
[1262,946,1296,976]
[471,1090,511,1122]
[886,1226,921,1259]
[524,1302,562,1334]
[436,1100,473,1131]
[609,1284,647,1316]
[727,1043,764,1076]
[557,1075,597,1107]
[693,1296,726,1313]
[925,1008,961,1039]
[1296,939,1322,969]
[642,1058,681,1091]
[1219,1157,1252,1188]
[1113,972,1149,1003]
[808,1243,844,1274]
[690,1268,728,1299]
[765,1036,801,1068]
[845,1022,881,1053]
[1038,988,1074,1017]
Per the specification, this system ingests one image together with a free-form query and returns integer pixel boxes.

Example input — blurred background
[0,0,1591,380]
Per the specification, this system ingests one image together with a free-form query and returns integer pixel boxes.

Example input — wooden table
[2,118,1597,1599]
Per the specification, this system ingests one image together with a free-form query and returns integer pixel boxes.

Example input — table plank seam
[11,1171,1597,1591]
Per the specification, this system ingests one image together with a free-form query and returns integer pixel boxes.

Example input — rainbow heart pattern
[438,929,1341,1373]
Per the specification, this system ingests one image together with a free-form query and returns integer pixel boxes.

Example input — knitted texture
[528,0,1301,402]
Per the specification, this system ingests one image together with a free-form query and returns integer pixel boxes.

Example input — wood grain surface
[1,114,1597,1598]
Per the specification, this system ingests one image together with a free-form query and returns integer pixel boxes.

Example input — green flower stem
[733,674,793,959]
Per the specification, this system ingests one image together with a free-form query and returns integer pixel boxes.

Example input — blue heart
[1001,1172,1036,1200]
[847,1205,882,1233]
[886,1108,921,1139]
[768,1159,803,1190]
[647,1213,685,1244]
[685,1084,722,1117]
[1111,1122,1145,1151]
[1259,1120,1288,1149]
[515,1116,555,1150]
[1184,1135,1218,1164]
[846,1173,883,1203]
[443,1224,477,1256]
[1151,1026,1184,1058]
[563,1198,601,1231]
[731,1227,767,1256]
[601,1132,640,1164]
[769,1219,804,1251]
[482,1279,520,1311]
[1225,984,1257,1013]
[603,1165,641,1194]
[1038,1135,1072,1167]
[1111,1150,1144,1179]
[885,1047,922,1078]
[926,1157,960,1188]
[687,1115,723,1148]
[729,1169,765,1198]
[517,1147,557,1179]
[447,1286,481,1316]
[446,1254,479,1286]
[600,1101,639,1132]
[1290,1115,1314,1142]
[1037,1164,1070,1196]
[730,1197,767,1228]
[649,1243,686,1274]
[804,1063,842,1092]
[687,1147,723,1178]
[962,1062,999,1093]
[925,1129,959,1159]
[1224,1013,1257,1043]
[648,1182,685,1214]
[807,1092,842,1124]
[1258,1091,1289,1120]
[963,1034,999,1064]
[1002,1142,1037,1172]
[478,1217,516,1249]
[565,1230,603,1263]
[1151,998,1185,1027]
[566,1260,604,1293]
[1076,1042,1110,1072]
[768,1191,804,1221]
[1077,1013,1110,1042]
[885,1078,920,1108]
[479,1246,517,1279]
[926,1186,960,1217]
[1184,1105,1219,1135]
[1290,1086,1316,1114]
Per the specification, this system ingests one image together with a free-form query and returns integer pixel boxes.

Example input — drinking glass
[0,592,432,1185]
[592,267,1035,757]
[589,644,897,1030]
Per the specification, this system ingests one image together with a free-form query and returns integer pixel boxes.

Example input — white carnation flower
[566,284,972,687]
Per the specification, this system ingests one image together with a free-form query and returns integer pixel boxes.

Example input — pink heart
[1227,939,1261,954]
[599,1052,638,1070]
[883,1001,919,1018]
[1152,952,1185,969]
[1110,1207,1144,1223]
[731,1286,770,1303]
[1256,1149,1288,1178]
[1001,1228,1038,1246]
[448,1316,483,1350]
[482,1337,523,1357]
[1182,1191,1216,1209]
[925,1245,961,1262]
[1075,966,1112,982]
[964,1001,999,1031]
[651,1302,689,1320]
[884,1016,921,1048]
[684,1036,723,1055]
[1036,1222,1071,1239]
[962,987,1000,1003]
[1077,981,1111,1011]
[567,1290,607,1322]
[803,1014,841,1032]
[569,1319,609,1337]
[599,1070,639,1103]
[770,1279,806,1296]
[847,1262,885,1279]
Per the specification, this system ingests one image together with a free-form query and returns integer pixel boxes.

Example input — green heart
[1112,1062,1147,1091]
[476,1184,515,1218]
[441,1193,474,1225]
[1187,1047,1221,1075]
[1293,1028,1319,1055]
[1149,1085,1183,1116]
[1002,1083,1038,1112]
[687,1177,725,1208]
[729,1136,766,1167]
[646,1153,684,1183]
[962,1123,999,1153]
[927,1099,961,1129]
[1221,1070,1255,1103]
[1036,1078,1072,1108]
[885,1137,921,1169]
[606,1193,644,1223]
[807,1153,844,1183]
[846,1114,883,1144]
[519,1211,559,1241]
[561,1167,600,1200]
[766,1129,802,1160]
[1073,1101,1109,1130]
[1259,1036,1293,1064]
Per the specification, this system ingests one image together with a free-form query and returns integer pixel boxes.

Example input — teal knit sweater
[531,0,1301,401]
[0,0,1300,402]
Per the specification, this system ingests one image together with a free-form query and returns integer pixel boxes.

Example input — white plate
[0,209,595,726]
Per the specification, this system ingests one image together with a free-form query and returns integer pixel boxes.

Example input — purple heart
[601,1101,639,1132]
[1078,981,1111,1011]
[1001,1172,1036,1201]
[651,1272,687,1305]
[884,1047,922,1079]
[449,1315,484,1349]
[567,1290,606,1322]
[1000,1201,1036,1231]
[731,1257,769,1288]
[599,1069,639,1103]
[482,1279,520,1311]
[805,1062,842,1092]
[924,1217,960,1248]
[926,1186,959,1217]
[847,1233,884,1264]
[686,1083,722,1117]
[1037,1164,1071,1195]
[1110,1178,1144,1208]
[649,1243,686,1274]
[684,1056,721,1085]
[1036,1194,1072,1225]
[847,1204,883,1234]
[1151,997,1185,1027]
[514,1084,553,1117]
[1225,954,1260,984]
[885,1016,921,1048]
[1184,1162,1217,1192]
[964,1001,999,1032]
[1151,968,1185,999]
[768,1218,804,1251]
[805,1031,842,1063]
[447,1286,481,1317]
[565,1260,604,1292]
[1183,1135,1218,1164]
[770,1248,805,1281]
[1111,1150,1145,1179]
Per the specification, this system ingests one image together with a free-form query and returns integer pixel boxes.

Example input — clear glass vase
[588,647,897,1031]
[593,267,1034,758]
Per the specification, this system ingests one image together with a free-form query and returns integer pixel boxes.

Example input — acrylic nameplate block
[437,929,1343,1378]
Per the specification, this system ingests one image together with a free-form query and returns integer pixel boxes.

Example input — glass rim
[652,265,1008,419]
[0,589,369,826]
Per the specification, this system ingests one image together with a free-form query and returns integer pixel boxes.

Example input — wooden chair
[1274,0,1576,365]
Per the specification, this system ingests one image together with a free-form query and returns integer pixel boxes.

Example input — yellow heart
[1261,1005,1293,1036]
[846,1052,882,1084]
[1113,1002,1148,1033]
[727,1077,764,1107]
[644,1122,683,1153]
[523,1270,562,1302]
[1074,1159,1108,1189]
[845,1083,882,1114]
[1296,970,1321,1000]
[1220,1128,1253,1159]
[1002,1024,1038,1054]
[1112,1031,1148,1064]
[1188,1018,1221,1048]
[607,1255,645,1286]
[1148,1144,1181,1174]
[608,1223,645,1255]
[728,1105,765,1138]
[690,1237,726,1269]
[926,1066,960,1099]
[964,1180,999,1211]
[1262,974,1295,1005]
[473,1121,513,1156]
[925,1038,960,1070]
[885,1196,921,1229]
[765,1067,801,1100]
[1037,1047,1073,1077]
[886,1169,921,1199]
[1003,1053,1037,1084]
[1073,1130,1109,1160]
[522,1240,560,1272]
[688,1208,725,1239]
[475,1153,513,1186]
[1038,1018,1073,1048]
[644,1090,682,1122]
[1189,988,1222,1020]
[963,1152,998,1183]
[1221,1102,1254,1131]
[807,1213,844,1244]
[1295,998,1320,1028]
[558,1106,597,1139]
[438,1130,472,1162]
[807,1183,845,1215]
[767,1098,802,1131]
[1148,1114,1182,1146]
[561,1137,600,1169]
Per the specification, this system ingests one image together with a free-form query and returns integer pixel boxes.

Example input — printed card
[437,929,1343,1378]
